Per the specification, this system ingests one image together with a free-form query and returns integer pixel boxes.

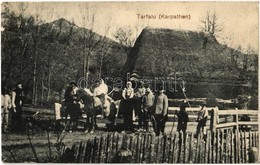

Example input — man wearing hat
[153,86,168,136]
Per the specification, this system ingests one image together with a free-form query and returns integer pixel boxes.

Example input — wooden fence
[61,130,259,163]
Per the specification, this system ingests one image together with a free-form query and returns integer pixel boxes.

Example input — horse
[77,88,96,133]
[77,88,121,133]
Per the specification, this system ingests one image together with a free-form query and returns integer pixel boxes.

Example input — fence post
[248,147,258,163]
[54,103,61,120]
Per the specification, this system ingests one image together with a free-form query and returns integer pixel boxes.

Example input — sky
[6,1,259,52]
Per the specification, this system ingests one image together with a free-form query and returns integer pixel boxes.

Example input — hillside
[1,17,129,104]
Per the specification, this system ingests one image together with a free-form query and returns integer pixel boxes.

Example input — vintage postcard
[1,1,259,163]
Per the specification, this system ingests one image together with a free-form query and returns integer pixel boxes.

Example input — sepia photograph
[1,1,259,163]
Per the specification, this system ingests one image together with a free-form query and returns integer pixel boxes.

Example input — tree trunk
[47,67,51,101]
[41,68,44,106]
[32,59,37,105]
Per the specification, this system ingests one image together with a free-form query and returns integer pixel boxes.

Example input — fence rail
[61,130,259,163]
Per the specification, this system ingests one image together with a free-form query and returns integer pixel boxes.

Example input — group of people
[62,80,210,137]
[1,83,24,133]
[121,81,169,136]
[1,80,210,137]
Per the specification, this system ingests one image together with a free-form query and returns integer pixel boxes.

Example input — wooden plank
[227,129,231,164]
[231,131,235,163]
[150,133,155,163]
[184,133,189,163]
[217,110,258,115]
[212,131,216,163]
[172,133,177,163]
[201,133,205,163]
[240,131,244,163]
[205,131,209,163]
[238,121,259,125]
[167,134,173,163]
[144,133,150,163]
[174,132,179,163]
[156,136,161,163]
[168,106,217,111]
[244,131,247,163]
[216,122,237,128]
[178,131,184,163]
[136,133,141,163]
[189,132,194,163]
[162,135,167,163]
[93,137,99,163]
[219,129,223,163]
[195,132,200,163]
[81,142,87,163]
[235,130,240,163]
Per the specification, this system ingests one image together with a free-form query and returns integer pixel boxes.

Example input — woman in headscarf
[122,81,134,132]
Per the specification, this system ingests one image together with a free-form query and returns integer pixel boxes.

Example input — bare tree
[113,26,134,53]
[78,4,102,87]
[199,11,222,36]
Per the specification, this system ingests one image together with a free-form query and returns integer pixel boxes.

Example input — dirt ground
[1,107,198,163]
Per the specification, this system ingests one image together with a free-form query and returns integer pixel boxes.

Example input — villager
[93,79,109,116]
[64,82,80,132]
[142,87,155,131]
[1,86,12,133]
[122,81,134,132]
[153,86,168,136]
[134,82,146,130]
[195,103,208,138]
[11,83,24,132]
[177,100,189,133]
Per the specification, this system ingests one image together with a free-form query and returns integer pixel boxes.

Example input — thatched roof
[122,27,252,82]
